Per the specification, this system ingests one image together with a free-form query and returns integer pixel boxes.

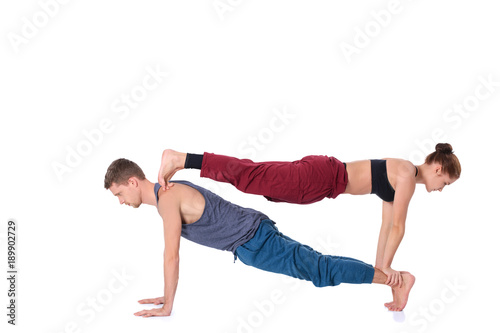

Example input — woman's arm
[380,176,415,286]
[375,201,394,269]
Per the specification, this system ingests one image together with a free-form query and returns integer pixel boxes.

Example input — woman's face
[425,164,458,193]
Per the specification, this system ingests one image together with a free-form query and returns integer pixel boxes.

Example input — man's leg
[236,220,375,287]
[159,149,348,204]
[235,220,415,311]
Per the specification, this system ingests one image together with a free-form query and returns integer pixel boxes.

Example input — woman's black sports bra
[370,160,418,202]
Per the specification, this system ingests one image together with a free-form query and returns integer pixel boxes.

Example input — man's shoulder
[157,182,204,207]
[158,181,207,223]
[157,185,184,216]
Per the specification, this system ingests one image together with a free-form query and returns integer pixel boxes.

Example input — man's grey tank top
[154,180,268,254]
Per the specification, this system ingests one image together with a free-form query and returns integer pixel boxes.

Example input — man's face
[109,181,142,208]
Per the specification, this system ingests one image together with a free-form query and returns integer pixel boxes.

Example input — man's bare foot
[158,149,187,190]
[385,271,415,311]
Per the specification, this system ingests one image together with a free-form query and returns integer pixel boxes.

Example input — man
[104,158,414,317]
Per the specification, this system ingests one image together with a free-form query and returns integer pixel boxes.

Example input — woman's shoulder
[386,158,417,179]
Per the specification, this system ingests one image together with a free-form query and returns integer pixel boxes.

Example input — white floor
[1,1,499,332]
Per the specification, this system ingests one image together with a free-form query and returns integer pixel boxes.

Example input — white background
[1,1,499,332]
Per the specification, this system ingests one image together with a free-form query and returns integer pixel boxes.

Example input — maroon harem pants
[200,153,348,204]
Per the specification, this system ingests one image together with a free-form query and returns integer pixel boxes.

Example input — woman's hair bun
[436,143,453,154]
[425,143,461,179]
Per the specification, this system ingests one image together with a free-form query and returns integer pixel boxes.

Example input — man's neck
[140,180,157,206]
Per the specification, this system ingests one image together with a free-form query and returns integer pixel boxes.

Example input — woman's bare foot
[384,288,396,308]
[158,149,187,190]
[385,271,415,311]
[384,271,409,308]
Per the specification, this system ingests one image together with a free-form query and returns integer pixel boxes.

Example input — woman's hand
[381,267,402,288]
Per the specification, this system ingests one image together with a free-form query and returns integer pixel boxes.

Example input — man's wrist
[161,304,172,315]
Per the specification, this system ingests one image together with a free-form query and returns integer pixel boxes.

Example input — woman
[157,143,461,291]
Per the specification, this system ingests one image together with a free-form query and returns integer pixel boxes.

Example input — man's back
[157,182,206,225]
[155,180,268,253]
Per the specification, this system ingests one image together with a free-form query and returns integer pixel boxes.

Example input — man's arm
[134,190,182,317]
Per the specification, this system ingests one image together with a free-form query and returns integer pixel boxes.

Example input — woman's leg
[158,150,347,204]
[159,150,348,203]
[200,153,348,204]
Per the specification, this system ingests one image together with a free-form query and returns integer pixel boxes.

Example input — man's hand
[135,298,171,317]
[134,306,171,318]
[381,267,402,288]
[138,296,164,305]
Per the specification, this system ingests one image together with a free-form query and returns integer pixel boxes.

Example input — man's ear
[128,177,139,187]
